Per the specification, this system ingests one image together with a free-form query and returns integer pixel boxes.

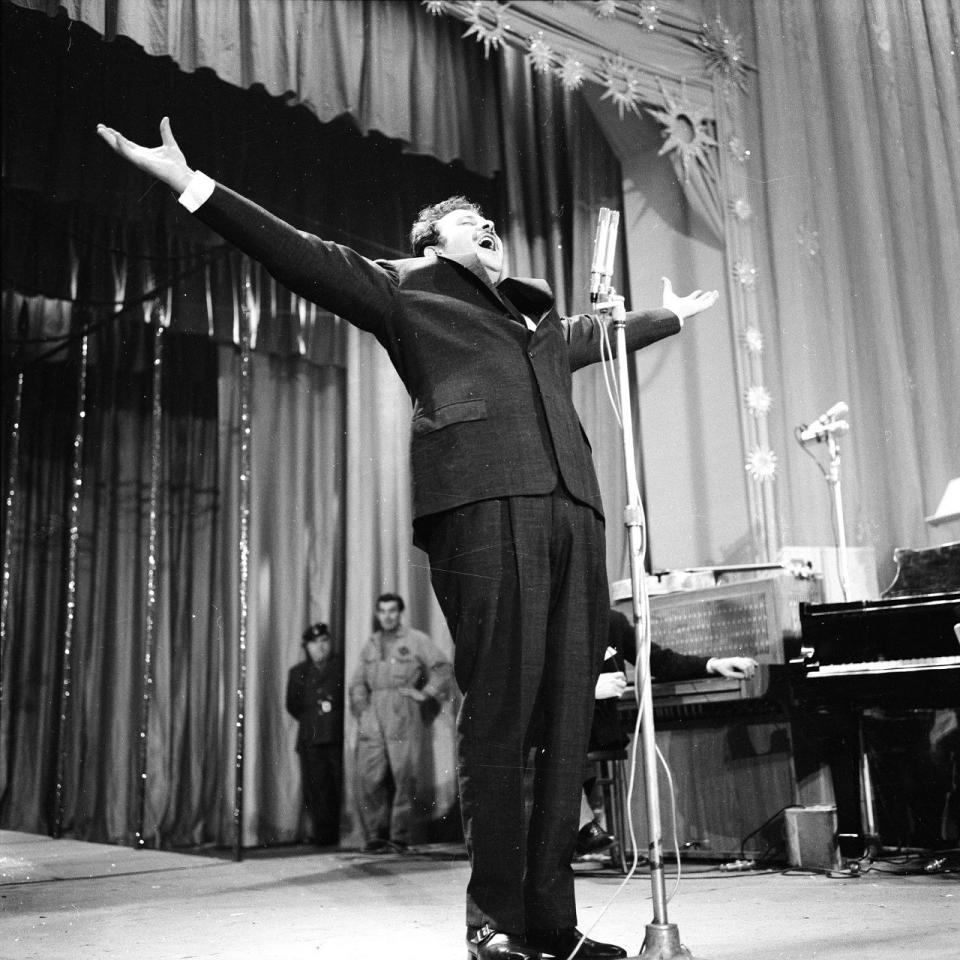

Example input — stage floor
[1,830,957,959]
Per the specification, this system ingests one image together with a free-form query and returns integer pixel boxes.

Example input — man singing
[97,117,719,960]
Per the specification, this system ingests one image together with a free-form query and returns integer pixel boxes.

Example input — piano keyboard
[809,654,960,677]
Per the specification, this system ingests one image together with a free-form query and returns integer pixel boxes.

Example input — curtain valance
[12,0,502,176]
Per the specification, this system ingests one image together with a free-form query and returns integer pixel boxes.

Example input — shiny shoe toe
[527,927,627,959]
[467,925,548,960]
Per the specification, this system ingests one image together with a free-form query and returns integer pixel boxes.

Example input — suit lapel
[438,253,529,327]
[497,277,555,326]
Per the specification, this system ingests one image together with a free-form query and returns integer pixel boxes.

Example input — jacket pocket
[412,398,487,437]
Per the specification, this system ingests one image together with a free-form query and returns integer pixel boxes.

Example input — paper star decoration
[743,327,764,354]
[745,446,778,482]
[557,55,587,90]
[526,32,554,74]
[745,384,773,417]
[593,0,618,18]
[733,258,758,289]
[637,2,660,31]
[646,82,719,176]
[727,136,752,163]
[600,56,645,119]
[796,221,820,258]
[462,2,511,59]
[699,16,749,93]
[730,197,753,222]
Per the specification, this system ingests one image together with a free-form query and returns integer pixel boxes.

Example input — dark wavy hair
[376,592,405,612]
[409,196,483,257]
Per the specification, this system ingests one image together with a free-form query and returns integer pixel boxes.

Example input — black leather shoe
[574,820,615,855]
[361,838,389,853]
[527,928,627,959]
[467,925,547,960]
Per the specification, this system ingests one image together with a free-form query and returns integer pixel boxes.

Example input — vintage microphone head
[590,207,620,303]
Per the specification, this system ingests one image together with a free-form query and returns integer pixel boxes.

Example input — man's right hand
[96,116,194,195]
[595,671,628,700]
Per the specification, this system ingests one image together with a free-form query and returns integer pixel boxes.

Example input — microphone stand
[604,298,695,960]
[825,431,850,602]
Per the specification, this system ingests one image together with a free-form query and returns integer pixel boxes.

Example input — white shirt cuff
[178,171,216,213]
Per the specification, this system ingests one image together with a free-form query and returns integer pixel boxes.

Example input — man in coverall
[349,593,452,852]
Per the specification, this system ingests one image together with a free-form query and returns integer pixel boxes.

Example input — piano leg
[858,718,878,839]
[789,706,877,858]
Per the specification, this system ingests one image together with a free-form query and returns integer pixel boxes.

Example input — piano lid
[882,541,960,597]
[798,591,960,666]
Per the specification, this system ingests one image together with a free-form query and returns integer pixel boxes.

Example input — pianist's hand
[595,671,628,700]
[706,656,759,679]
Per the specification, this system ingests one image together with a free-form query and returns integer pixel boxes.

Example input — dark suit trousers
[424,487,608,933]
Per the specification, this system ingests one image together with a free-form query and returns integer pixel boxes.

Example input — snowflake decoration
[730,197,752,221]
[745,446,778,482]
[733,258,758,289]
[796,221,820,258]
[872,20,892,54]
[593,0,618,18]
[526,32,554,74]
[727,136,751,163]
[421,0,448,15]
[462,2,511,59]
[557,55,587,91]
[600,56,645,119]
[637,1,659,30]
[646,82,719,176]
[699,16,749,94]
[743,326,764,355]
[745,384,773,417]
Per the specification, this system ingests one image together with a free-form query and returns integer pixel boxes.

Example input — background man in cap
[286,623,343,847]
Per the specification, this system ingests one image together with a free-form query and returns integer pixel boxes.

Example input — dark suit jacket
[195,185,681,539]
[590,609,710,752]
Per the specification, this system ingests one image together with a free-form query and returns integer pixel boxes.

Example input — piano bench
[587,749,631,873]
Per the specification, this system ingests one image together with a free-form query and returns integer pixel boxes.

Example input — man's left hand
[398,687,428,702]
[661,277,720,324]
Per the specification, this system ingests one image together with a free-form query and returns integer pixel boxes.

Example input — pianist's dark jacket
[590,609,710,752]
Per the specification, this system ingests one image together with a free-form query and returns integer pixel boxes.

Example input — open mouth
[477,235,498,252]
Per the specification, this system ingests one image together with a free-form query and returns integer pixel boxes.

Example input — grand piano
[787,541,960,854]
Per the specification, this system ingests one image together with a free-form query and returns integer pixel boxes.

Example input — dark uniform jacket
[589,609,710,752]
[286,654,344,750]
[194,185,681,544]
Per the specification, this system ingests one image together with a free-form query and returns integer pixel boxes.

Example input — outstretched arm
[96,116,194,195]
[96,117,398,330]
[566,277,719,370]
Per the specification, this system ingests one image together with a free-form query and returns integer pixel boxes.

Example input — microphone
[798,401,850,443]
[590,207,620,303]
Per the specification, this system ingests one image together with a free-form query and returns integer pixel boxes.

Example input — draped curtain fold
[739,0,960,583]
[13,0,501,177]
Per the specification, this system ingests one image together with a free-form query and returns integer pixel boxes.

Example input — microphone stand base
[628,923,698,959]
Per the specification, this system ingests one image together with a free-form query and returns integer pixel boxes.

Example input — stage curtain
[733,0,960,584]
[0,319,345,846]
[2,2,635,848]
[9,0,500,178]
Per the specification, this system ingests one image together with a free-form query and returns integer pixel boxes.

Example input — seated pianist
[576,608,759,855]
